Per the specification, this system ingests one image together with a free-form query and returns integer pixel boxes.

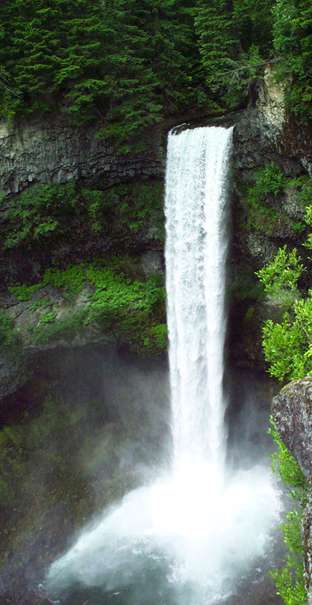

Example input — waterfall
[47,126,281,605]
[165,126,233,479]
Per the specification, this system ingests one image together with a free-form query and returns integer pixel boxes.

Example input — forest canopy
[0,0,310,146]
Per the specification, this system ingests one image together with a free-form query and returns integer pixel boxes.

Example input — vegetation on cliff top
[2,0,310,145]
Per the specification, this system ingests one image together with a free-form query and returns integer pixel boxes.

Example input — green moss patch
[9,260,167,355]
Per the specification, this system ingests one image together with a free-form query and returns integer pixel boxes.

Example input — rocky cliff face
[272,378,312,600]
[0,117,163,195]
[0,68,310,395]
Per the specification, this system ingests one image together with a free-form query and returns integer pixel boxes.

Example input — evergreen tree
[194,0,274,111]
[273,0,312,120]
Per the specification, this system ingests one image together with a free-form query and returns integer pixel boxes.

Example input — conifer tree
[273,0,312,119]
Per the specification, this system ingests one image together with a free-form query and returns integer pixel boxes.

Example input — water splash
[47,127,281,604]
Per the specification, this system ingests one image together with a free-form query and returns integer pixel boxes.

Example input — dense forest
[1,2,312,605]
[0,0,311,149]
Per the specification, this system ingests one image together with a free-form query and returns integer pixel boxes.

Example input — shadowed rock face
[0,119,163,195]
[272,377,312,478]
[272,377,312,599]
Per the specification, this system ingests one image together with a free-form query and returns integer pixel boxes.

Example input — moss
[0,310,18,348]
[32,309,88,345]
[0,309,23,363]
[241,166,309,238]
[142,323,168,355]
[9,283,43,302]
[10,260,167,355]
[269,423,308,605]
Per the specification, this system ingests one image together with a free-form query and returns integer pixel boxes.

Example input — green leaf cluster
[240,164,309,238]
[257,246,303,300]
[270,424,308,605]
[256,173,312,382]
[2,180,164,254]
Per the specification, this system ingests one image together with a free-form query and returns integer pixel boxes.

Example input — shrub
[270,423,308,605]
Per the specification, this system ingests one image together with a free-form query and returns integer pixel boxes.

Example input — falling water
[165,126,232,481]
[46,126,281,605]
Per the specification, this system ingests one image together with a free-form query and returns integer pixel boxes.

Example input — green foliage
[142,323,167,355]
[32,309,87,345]
[105,181,164,244]
[270,423,308,605]
[273,0,312,122]
[194,0,274,111]
[10,261,167,354]
[243,164,288,235]
[248,164,286,202]
[0,0,311,137]
[0,310,18,348]
[4,183,104,249]
[262,293,312,381]
[256,173,312,382]
[2,180,164,253]
[270,423,307,498]
[0,0,204,146]
[257,246,303,301]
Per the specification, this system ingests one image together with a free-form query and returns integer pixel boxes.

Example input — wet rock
[0,116,164,195]
[245,234,278,265]
[304,488,312,599]
[0,352,28,400]
[141,251,163,276]
[272,377,312,478]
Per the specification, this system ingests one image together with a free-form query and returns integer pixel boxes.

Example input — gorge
[0,64,311,605]
[43,126,281,605]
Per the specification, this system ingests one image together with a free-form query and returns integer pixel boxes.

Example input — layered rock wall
[0,118,163,195]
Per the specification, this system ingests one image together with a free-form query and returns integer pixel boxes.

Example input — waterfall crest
[165,126,232,477]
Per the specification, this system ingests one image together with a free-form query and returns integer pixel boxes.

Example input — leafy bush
[262,295,312,382]
[270,423,307,498]
[4,183,106,250]
[243,164,287,235]
[256,191,312,382]
[3,180,164,254]
[248,164,286,204]
[270,424,308,605]
[257,246,303,301]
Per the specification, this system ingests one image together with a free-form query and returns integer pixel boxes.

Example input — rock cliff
[272,377,312,600]
[0,118,163,195]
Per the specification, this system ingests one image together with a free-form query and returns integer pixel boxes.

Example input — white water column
[165,126,233,478]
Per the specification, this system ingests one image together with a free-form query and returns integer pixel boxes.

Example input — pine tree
[194,0,242,110]
[273,0,312,119]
